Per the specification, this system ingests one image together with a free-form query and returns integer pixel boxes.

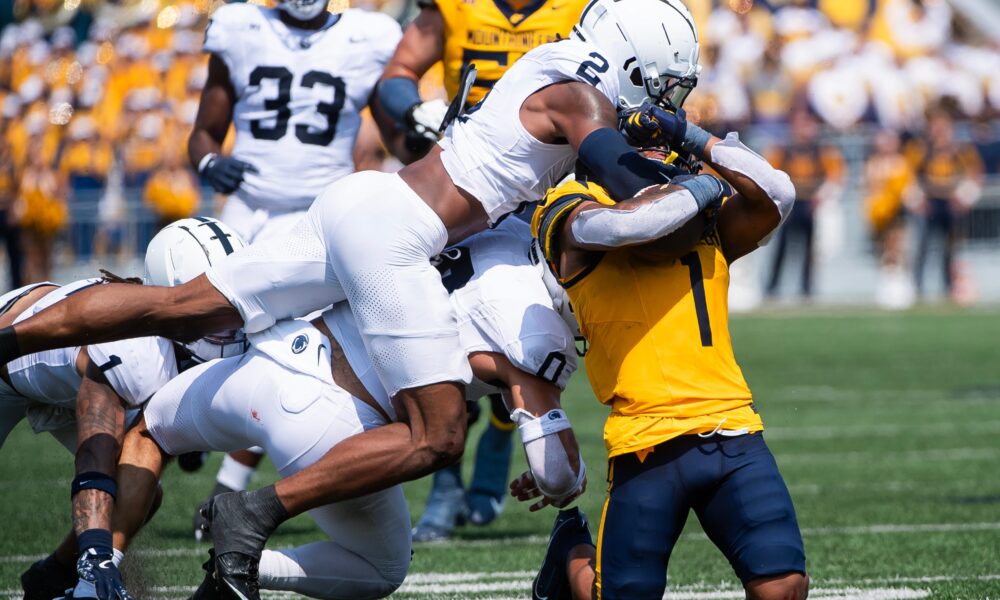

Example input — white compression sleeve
[512,408,585,500]
[569,187,701,248]
[710,132,796,245]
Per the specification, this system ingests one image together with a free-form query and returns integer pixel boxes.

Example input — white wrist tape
[512,408,584,500]
[711,132,796,245]
[569,187,701,248]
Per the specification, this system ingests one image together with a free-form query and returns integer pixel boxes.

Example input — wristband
[512,408,572,443]
[681,123,712,158]
[197,153,217,174]
[77,528,114,555]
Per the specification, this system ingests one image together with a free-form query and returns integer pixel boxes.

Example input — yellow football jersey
[428,0,589,104]
[534,181,762,457]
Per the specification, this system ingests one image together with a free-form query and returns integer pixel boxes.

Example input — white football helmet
[573,0,701,111]
[279,0,330,21]
[144,217,249,362]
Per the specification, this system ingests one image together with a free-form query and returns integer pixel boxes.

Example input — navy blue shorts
[596,433,806,599]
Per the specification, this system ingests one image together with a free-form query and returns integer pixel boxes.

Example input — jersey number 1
[248,66,345,146]
[680,252,713,347]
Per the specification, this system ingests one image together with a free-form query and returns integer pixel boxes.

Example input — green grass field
[2,309,999,599]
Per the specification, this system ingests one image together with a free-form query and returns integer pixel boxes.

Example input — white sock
[217,454,256,491]
[112,548,124,568]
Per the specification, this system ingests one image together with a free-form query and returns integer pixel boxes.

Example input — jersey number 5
[680,252,713,347]
[248,66,345,146]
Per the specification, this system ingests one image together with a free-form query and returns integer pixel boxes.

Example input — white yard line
[3,520,994,566]
[5,574,1000,599]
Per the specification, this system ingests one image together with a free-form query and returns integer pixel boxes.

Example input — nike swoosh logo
[224,580,253,600]
[99,559,114,569]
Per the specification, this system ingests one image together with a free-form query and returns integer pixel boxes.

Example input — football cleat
[412,465,467,542]
[213,552,259,600]
[188,549,221,600]
[203,494,272,600]
[21,554,76,600]
[532,507,594,600]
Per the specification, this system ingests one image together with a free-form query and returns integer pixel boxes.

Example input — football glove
[406,99,449,142]
[70,548,134,600]
[621,102,688,150]
[198,154,258,195]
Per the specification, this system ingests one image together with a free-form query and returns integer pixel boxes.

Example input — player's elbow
[420,426,466,471]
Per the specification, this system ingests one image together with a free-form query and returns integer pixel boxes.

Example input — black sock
[214,485,289,559]
[0,327,21,364]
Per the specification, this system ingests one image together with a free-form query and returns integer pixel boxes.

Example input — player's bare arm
[72,358,126,535]
[381,7,444,83]
[188,55,235,167]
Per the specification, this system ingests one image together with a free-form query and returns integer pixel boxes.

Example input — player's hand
[71,549,134,600]
[406,99,449,141]
[621,102,687,150]
[510,470,587,512]
[198,153,259,195]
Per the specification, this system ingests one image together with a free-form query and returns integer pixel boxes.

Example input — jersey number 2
[248,66,345,146]
[680,252,713,347]
[576,52,609,87]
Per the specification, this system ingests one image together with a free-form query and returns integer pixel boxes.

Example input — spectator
[17,137,66,282]
[0,138,24,288]
[865,129,916,308]
[59,112,111,260]
[912,110,983,300]
[766,108,845,299]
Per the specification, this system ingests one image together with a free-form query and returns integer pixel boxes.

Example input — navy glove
[198,154,258,195]
[70,548,134,600]
[621,102,688,150]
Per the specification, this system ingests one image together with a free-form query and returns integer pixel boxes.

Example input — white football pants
[144,349,411,599]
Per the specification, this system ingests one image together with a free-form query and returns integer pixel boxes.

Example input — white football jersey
[438,39,620,225]
[1,280,179,420]
[436,219,578,396]
[204,5,402,210]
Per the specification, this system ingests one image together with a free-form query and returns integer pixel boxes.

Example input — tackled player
[523,101,806,599]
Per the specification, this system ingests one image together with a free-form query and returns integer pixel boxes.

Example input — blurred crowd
[0,0,998,304]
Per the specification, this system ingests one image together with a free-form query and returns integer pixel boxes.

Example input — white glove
[407,99,449,141]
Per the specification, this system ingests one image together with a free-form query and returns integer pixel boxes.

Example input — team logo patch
[291,334,309,354]
[548,411,563,420]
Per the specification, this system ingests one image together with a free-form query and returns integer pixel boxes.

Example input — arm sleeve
[577,128,677,200]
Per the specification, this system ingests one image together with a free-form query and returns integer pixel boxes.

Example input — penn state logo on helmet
[572,0,701,111]
[279,0,330,21]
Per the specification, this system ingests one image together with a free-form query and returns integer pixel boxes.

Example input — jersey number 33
[248,66,345,146]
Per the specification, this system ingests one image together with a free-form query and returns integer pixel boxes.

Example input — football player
[104,217,581,599]
[187,0,409,534]
[191,0,408,244]
[0,0,708,590]
[376,0,590,537]
[523,108,807,599]
[9,218,247,600]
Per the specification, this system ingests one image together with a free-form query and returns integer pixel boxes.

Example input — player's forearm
[568,176,723,250]
[0,277,240,364]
